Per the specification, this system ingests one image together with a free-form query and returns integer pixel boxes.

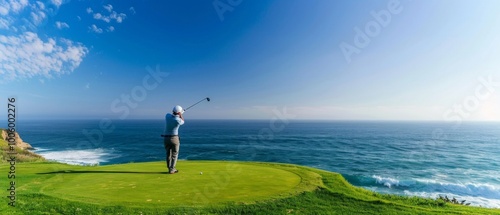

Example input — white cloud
[13,0,29,12]
[0,0,85,83]
[0,32,88,82]
[93,12,102,19]
[113,12,126,23]
[35,1,45,10]
[102,16,110,23]
[0,17,10,29]
[0,0,28,15]
[0,0,62,31]
[103,4,112,12]
[0,6,8,15]
[89,24,102,33]
[129,7,135,14]
[51,0,62,8]
[55,21,69,29]
[93,11,126,23]
[30,10,46,25]
[87,4,128,34]
[77,16,81,21]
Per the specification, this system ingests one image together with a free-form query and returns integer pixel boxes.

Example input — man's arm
[178,113,185,125]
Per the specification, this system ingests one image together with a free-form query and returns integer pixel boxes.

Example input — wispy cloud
[55,21,69,29]
[113,11,126,23]
[129,7,135,14]
[51,0,62,8]
[93,12,105,21]
[0,0,29,31]
[89,24,103,33]
[93,11,126,23]
[0,32,88,82]
[0,0,29,15]
[30,10,46,25]
[1,0,66,31]
[87,4,127,33]
[103,4,112,12]
[35,1,44,10]
[0,0,89,82]
[0,17,10,29]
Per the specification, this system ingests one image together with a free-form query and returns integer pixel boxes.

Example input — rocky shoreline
[0,129,45,162]
[1,129,35,150]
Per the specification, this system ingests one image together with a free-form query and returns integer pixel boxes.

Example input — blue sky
[1,0,500,120]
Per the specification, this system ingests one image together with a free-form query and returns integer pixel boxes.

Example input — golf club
[184,97,210,112]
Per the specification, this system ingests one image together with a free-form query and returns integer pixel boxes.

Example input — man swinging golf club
[163,105,184,174]
[161,97,210,174]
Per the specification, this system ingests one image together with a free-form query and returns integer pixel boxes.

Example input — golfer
[163,105,184,174]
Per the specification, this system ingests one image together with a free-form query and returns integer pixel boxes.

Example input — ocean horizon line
[13,118,500,123]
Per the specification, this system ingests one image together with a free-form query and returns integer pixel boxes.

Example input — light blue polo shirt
[164,113,184,135]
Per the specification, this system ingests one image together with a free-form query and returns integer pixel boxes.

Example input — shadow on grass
[37,170,169,175]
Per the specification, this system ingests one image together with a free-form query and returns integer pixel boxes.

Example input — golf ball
[200,172,203,175]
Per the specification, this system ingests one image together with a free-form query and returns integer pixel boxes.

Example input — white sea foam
[373,175,400,188]
[37,148,119,166]
[33,147,50,152]
[372,175,415,188]
[413,179,500,200]
[371,175,500,208]
[404,190,500,208]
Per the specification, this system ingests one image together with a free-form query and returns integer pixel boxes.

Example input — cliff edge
[0,129,45,162]
[1,129,34,150]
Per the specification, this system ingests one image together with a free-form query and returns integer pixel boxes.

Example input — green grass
[39,161,307,206]
[0,161,499,214]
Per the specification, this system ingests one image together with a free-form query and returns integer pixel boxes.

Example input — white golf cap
[173,105,184,113]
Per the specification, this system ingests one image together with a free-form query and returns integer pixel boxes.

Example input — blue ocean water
[17,120,500,208]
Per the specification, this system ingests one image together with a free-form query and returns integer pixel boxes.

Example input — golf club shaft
[184,97,209,111]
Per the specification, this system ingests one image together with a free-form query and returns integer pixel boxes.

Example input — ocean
[17,119,500,208]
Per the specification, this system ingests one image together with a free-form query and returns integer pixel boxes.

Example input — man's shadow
[37,170,170,175]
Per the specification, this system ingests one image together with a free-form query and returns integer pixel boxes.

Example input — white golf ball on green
[200,172,203,175]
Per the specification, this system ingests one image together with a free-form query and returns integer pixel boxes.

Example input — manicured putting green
[39,161,302,206]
